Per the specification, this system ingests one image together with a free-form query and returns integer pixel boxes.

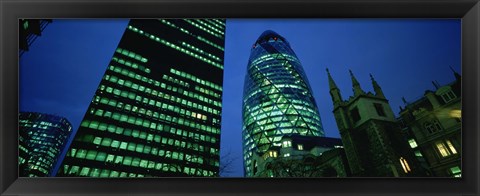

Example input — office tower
[59,19,225,177]
[398,68,461,177]
[19,19,52,57]
[242,30,324,177]
[328,69,424,177]
[19,112,73,177]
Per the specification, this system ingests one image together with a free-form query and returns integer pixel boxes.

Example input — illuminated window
[408,139,418,148]
[414,151,423,157]
[268,151,277,158]
[297,144,303,150]
[436,141,450,157]
[441,90,457,103]
[282,140,292,148]
[450,166,461,177]
[399,157,411,173]
[446,140,458,154]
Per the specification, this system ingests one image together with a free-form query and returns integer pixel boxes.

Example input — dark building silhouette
[59,19,226,177]
[19,112,72,177]
[242,30,325,177]
[398,68,461,177]
[327,69,424,177]
[19,19,52,56]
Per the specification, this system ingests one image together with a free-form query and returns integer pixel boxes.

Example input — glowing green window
[132,158,140,167]
[168,139,174,145]
[94,109,104,117]
[138,132,146,139]
[151,148,158,155]
[106,87,113,93]
[123,157,132,166]
[134,118,143,126]
[111,140,120,148]
[127,116,135,124]
[70,148,78,157]
[140,145,150,154]
[76,149,87,159]
[113,89,121,96]
[125,80,132,87]
[100,170,110,177]
[132,84,139,90]
[110,76,118,83]
[88,168,99,177]
[120,91,128,98]
[93,137,102,145]
[95,152,106,162]
[115,127,124,134]
[139,160,148,168]
[127,143,136,151]
[107,125,115,133]
[124,129,132,136]
[115,156,123,164]
[133,96,141,102]
[103,111,112,118]
[172,152,179,160]
[79,167,90,176]
[119,142,127,150]
[99,123,110,132]
[101,138,112,147]
[105,154,114,163]
[154,135,161,143]
[161,138,167,144]
[86,151,97,160]
[89,121,99,129]
[135,144,144,153]
[125,104,132,111]
[131,130,139,138]
[120,114,128,122]
[112,113,120,121]
[110,171,119,177]
[137,108,145,115]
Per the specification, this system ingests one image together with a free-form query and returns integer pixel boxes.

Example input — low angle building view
[19,112,72,177]
[398,69,462,177]
[19,18,461,178]
[57,19,226,177]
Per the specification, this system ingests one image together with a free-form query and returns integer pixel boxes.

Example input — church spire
[370,73,385,99]
[450,66,461,81]
[349,69,365,96]
[327,68,338,90]
[327,68,342,105]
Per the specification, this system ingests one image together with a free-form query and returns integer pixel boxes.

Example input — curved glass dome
[242,30,324,177]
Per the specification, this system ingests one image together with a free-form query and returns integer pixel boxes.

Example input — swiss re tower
[242,30,324,177]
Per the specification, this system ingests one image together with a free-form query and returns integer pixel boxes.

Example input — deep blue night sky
[20,19,461,177]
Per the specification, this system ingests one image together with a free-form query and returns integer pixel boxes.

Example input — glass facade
[19,112,73,177]
[59,19,225,177]
[242,30,324,176]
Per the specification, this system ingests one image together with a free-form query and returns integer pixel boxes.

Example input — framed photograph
[1,0,479,195]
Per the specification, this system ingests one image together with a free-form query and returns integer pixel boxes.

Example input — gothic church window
[350,107,361,123]
[373,103,386,117]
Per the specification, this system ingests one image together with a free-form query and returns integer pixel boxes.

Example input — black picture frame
[1,0,479,195]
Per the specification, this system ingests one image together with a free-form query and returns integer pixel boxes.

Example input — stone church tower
[327,69,423,177]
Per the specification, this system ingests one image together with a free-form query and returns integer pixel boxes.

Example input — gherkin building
[242,30,324,176]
